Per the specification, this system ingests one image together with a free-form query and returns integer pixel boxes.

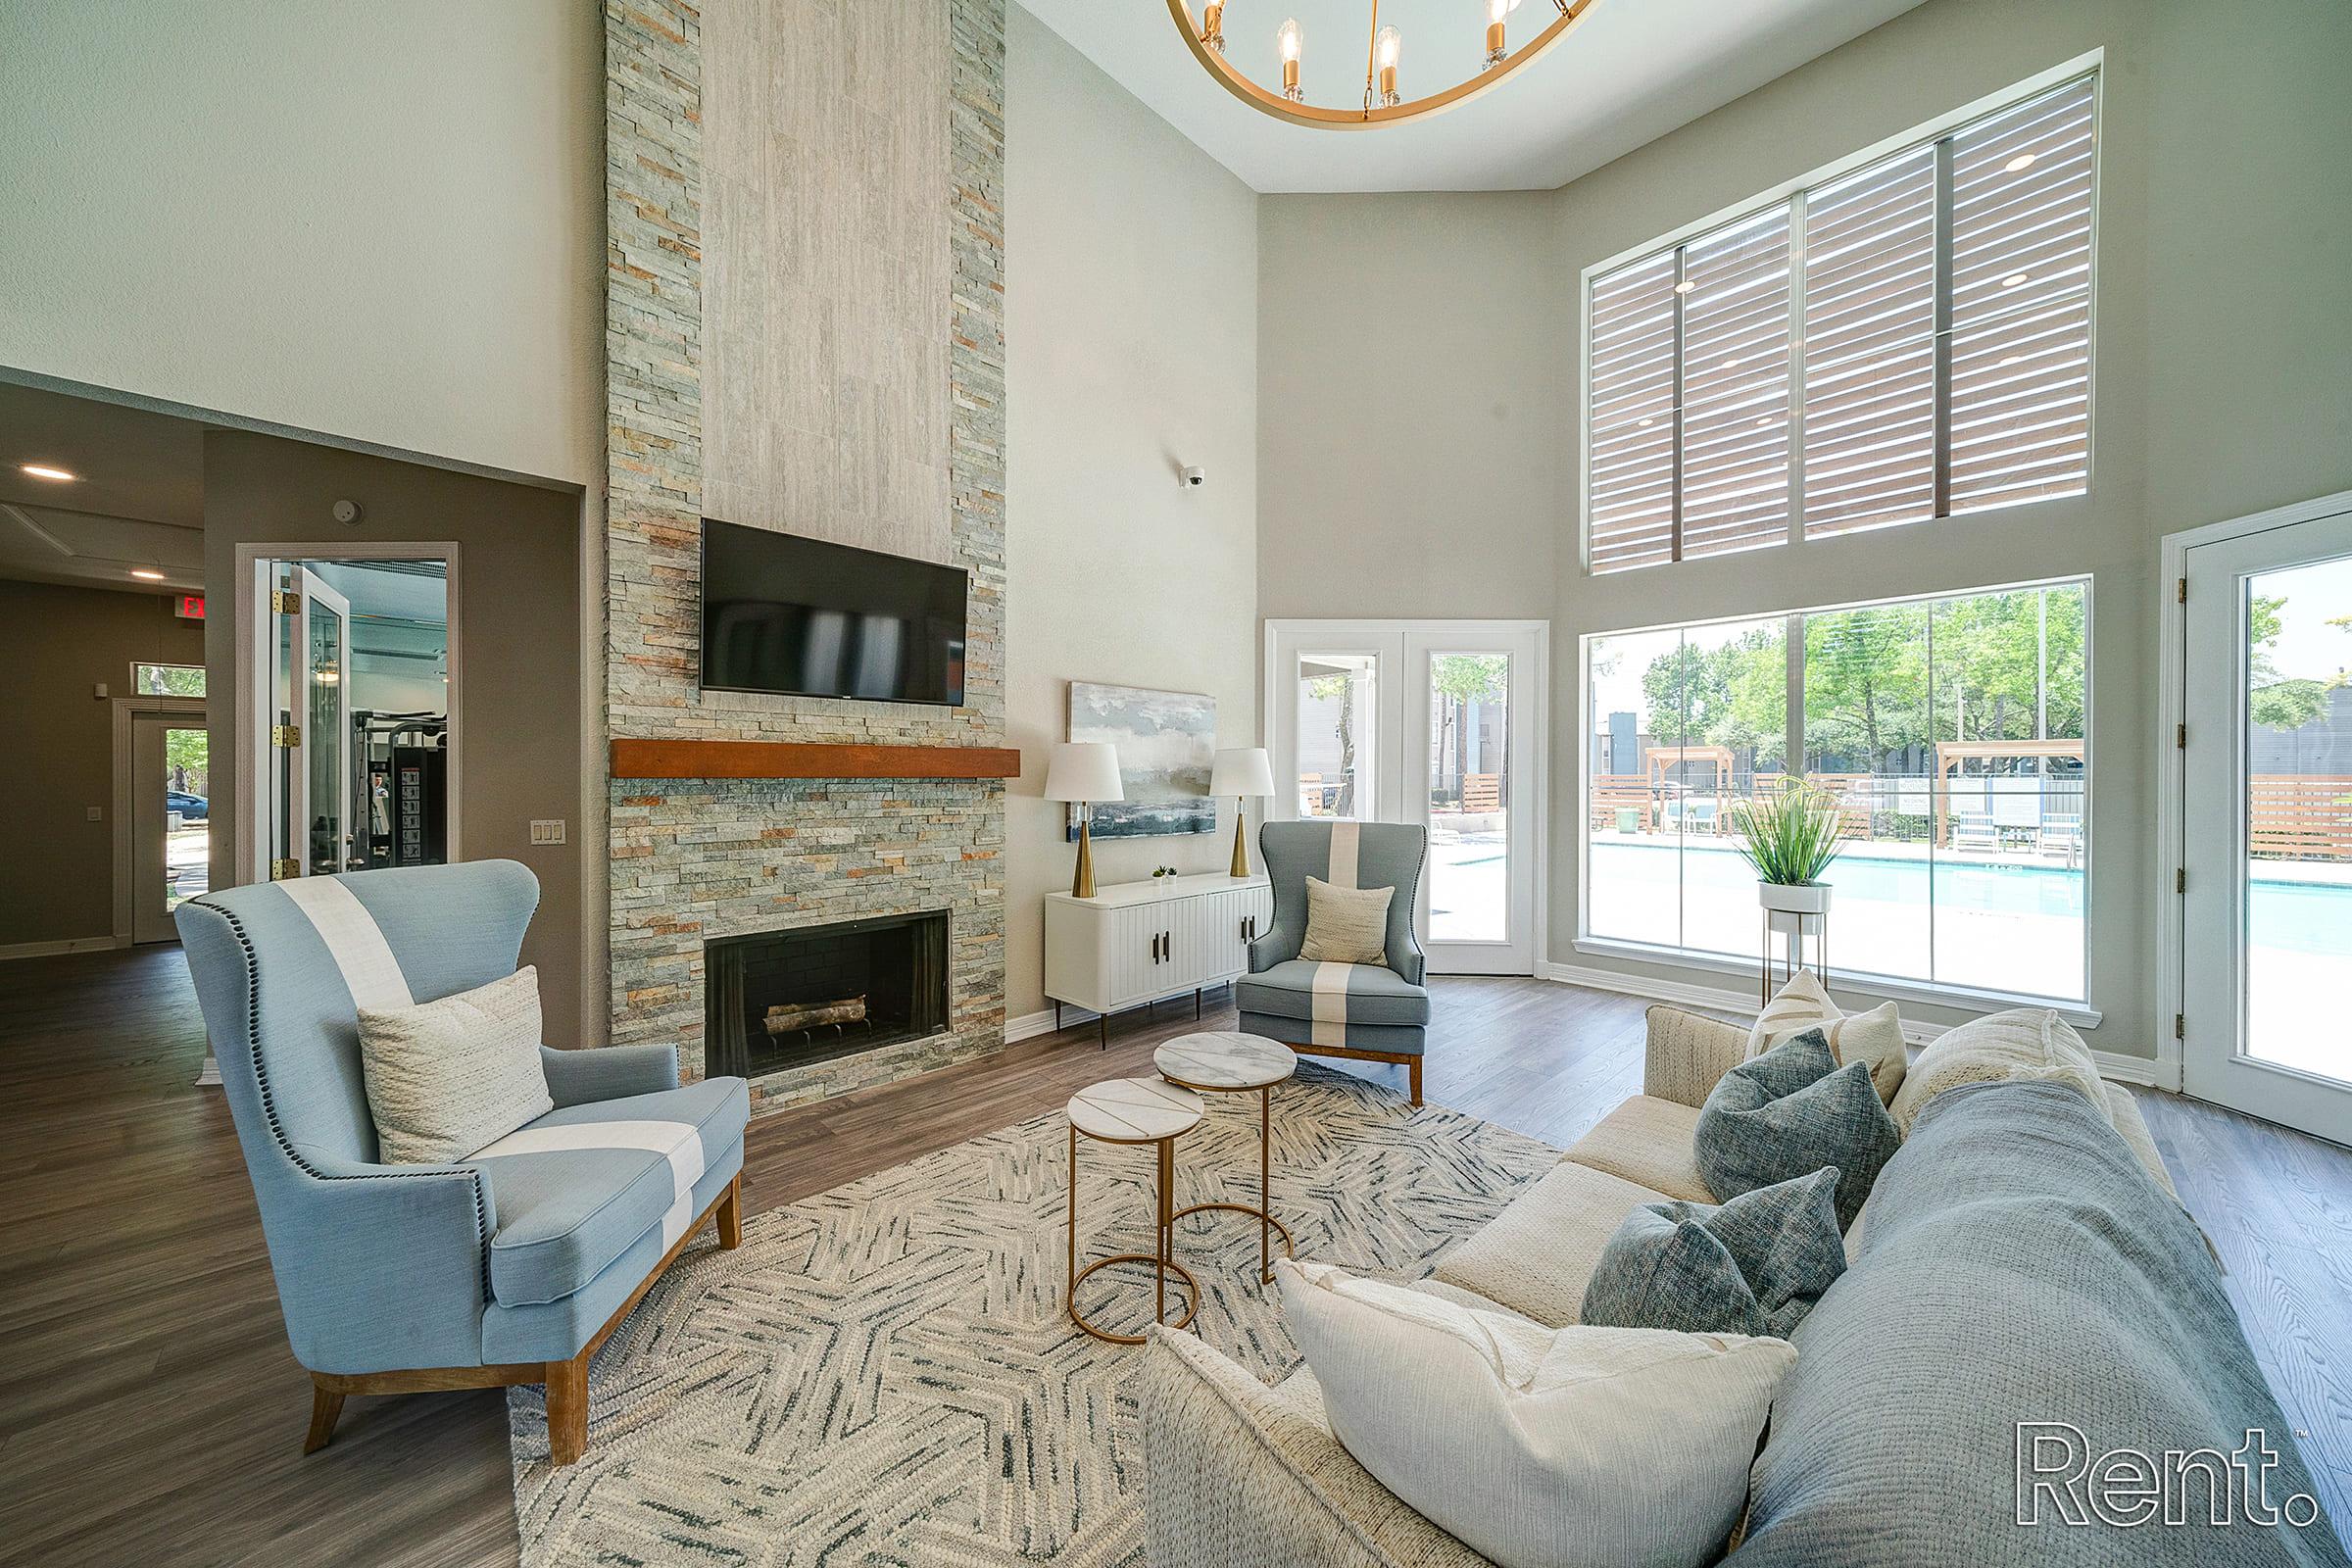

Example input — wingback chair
[174,859,749,1466]
[1235,820,1431,1104]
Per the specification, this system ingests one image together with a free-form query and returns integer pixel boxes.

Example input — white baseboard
[1007,1005,1100,1045]
[0,934,125,961]
[1535,960,2171,1088]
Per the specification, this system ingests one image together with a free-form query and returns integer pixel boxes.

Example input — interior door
[1270,621,1546,976]
[2181,508,2352,1143]
[263,564,353,878]
[131,709,210,943]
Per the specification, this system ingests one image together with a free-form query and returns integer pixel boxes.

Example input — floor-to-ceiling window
[1584,578,2089,1004]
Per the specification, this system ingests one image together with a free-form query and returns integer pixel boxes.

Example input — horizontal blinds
[1680,205,1792,561]
[1585,71,2098,570]
[1802,148,1936,536]
[1587,252,1678,572]
[1947,76,2095,513]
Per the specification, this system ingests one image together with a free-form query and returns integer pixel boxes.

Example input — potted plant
[1731,780,1843,922]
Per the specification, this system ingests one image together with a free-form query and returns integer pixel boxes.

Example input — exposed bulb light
[129,568,166,581]
[1484,0,1520,70]
[1200,0,1225,53]
[1277,17,1303,101]
[1375,25,1401,107]
[2001,271,2030,288]
[19,463,76,482]
[2004,153,2036,172]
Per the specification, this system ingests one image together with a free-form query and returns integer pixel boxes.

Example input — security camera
[1180,466,1206,489]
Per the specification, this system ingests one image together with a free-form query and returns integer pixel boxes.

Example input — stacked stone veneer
[604,0,1009,1110]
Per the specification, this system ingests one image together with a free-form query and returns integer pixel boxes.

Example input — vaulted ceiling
[1017,0,1925,194]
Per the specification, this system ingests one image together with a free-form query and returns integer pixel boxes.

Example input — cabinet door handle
[1152,932,1162,963]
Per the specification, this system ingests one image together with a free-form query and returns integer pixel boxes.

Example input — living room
[1,1,2347,1565]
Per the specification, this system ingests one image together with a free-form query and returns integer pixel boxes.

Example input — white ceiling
[0,382,209,596]
[1017,0,1925,194]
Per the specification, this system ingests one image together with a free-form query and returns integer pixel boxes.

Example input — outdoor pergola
[1932,737,2085,846]
[1643,743,1736,793]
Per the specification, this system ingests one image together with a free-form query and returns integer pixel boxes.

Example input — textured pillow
[1581,1167,1847,1339]
[357,966,551,1163]
[1695,1030,1899,1230]
[1298,876,1393,964]
[1886,1006,2104,1136]
[1277,1258,1795,1568]
[1744,970,1907,1103]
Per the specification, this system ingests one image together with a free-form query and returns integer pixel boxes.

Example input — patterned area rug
[509,1062,1558,1565]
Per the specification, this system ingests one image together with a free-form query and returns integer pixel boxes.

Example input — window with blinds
[1584,72,2097,573]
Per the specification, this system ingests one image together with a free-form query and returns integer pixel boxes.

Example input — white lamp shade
[1210,747,1276,798]
[1044,742,1123,803]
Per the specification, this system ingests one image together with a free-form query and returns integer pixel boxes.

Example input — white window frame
[1572,574,2099,1025]
[1578,51,2104,575]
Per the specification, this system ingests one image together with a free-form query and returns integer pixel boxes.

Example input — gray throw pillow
[1580,1167,1847,1339]
[1694,1029,1899,1229]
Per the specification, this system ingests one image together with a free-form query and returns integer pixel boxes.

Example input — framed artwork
[1066,681,1216,840]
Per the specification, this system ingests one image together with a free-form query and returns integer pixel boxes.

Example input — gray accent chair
[174,859,749,1466]
[1236,820,1431,1104]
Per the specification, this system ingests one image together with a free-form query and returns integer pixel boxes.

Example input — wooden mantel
[610,737,1021,781]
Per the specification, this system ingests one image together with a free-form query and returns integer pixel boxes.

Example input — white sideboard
[1044,872,1274,1046]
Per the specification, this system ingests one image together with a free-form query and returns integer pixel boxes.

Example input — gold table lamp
[1210,747,1275,878]
[1045,742,1124,898]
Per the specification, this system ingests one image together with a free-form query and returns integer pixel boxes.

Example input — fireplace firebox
[705,910,951,1080]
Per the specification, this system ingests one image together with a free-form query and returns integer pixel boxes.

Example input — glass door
[130,710,210,943]
[2181,509,2352,1142]
[260,564,353,878]
[1269,621,1547,975]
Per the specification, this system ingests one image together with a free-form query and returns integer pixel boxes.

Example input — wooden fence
[2250,775,2352,860]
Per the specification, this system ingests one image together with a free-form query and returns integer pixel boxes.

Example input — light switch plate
[529,819,566,846]
[86,806,103,821]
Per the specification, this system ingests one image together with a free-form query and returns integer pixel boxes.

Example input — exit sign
[174,594,206,621]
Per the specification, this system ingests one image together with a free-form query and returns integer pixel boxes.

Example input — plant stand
[1757,883,1832,1004]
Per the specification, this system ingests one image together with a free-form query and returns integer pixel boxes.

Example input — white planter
[1757,880,1833,916]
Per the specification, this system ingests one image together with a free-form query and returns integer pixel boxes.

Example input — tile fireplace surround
[604,0,1010,1113]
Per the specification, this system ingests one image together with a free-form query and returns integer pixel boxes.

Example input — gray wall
[1003,9,1261,1024]
[0,580,206,948]
[1254,0,2352,1058]
[202,432,587,1048]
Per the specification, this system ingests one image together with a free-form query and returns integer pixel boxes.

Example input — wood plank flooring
[0,946,2343,1564]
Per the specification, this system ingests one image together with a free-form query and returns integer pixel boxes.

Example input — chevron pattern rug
[508,1061,1558,1566]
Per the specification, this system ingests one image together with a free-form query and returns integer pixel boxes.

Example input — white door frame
[111,694,208,944]
[2158,486,2352,1103]
[233,543,461,887]
[1263,617,1550,975]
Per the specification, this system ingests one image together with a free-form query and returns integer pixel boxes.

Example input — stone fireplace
[706,910,952,1081]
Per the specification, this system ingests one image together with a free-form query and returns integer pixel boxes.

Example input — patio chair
[1952,811,1999,853]
[175,859,748,1466]
[1236,820,1430,1105]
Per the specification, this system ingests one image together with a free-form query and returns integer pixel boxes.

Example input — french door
[255,563,353,879]
[2180,505,2352,1144]
[1267,620,1547,974]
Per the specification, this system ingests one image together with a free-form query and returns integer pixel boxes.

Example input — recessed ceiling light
[20,463,76,482]
[2004,153,2036,173]
[2001,271,2031,288]
[129,568,166,581]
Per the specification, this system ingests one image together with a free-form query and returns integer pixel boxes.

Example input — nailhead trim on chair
[194,893,495,1304]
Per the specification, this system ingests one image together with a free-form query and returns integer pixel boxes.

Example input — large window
[1584,579,2089,1004]
[1585,71,2097,573]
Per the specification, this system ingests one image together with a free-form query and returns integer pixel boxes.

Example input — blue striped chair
[1236,820,1431,1104]
[175,860,748,1466]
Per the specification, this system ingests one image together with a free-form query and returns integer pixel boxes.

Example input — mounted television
[700,519,967,706]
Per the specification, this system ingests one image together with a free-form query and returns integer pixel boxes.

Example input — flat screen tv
[700,519,967,706]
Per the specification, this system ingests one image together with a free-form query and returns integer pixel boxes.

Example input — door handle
[1151,932,1161,963]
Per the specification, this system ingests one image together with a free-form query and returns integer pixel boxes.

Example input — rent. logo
[2016,1423,2323,1528]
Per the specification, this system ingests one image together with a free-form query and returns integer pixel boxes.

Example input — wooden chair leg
[717,1174,744,1250]
[545,1353,589,1467]
[303,1381,346,1455]
[1408,1057,1424,1108]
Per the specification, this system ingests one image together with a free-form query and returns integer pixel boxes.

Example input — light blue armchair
[175,859,749,1466]
[1235,820,1431,1104]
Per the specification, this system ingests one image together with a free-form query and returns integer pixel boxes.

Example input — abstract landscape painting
[1066,681,1216,840]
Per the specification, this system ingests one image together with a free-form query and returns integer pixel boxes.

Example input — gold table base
[1159,1080,1295,1285]
[1066,1122,1201,1346]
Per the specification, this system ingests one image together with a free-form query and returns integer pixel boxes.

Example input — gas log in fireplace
[705,910,951,1080]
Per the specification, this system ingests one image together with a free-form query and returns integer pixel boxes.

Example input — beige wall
[202,432,587,1047]
[0,581,206,949]
[1003,10,1260,1025]
[1254,0,2352,1059]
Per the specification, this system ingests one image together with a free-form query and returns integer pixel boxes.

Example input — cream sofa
[1140,1004,2180,1568]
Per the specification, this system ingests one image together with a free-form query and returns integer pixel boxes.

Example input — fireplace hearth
[705,910,951,1081]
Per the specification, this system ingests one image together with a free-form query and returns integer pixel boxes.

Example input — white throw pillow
[1277,1258,1795,1568]
[1886,1005,2106,1136]
[357,966,551,1163]
[1744,970,1908,1104]
[1298,876,1393,965]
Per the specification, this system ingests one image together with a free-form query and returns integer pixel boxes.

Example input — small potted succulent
[1731,780,1843,922]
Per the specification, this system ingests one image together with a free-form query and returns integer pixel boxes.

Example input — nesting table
[1064,1032,1298,1344]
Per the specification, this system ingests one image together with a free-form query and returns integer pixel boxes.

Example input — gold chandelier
[1169,0,1597,129]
